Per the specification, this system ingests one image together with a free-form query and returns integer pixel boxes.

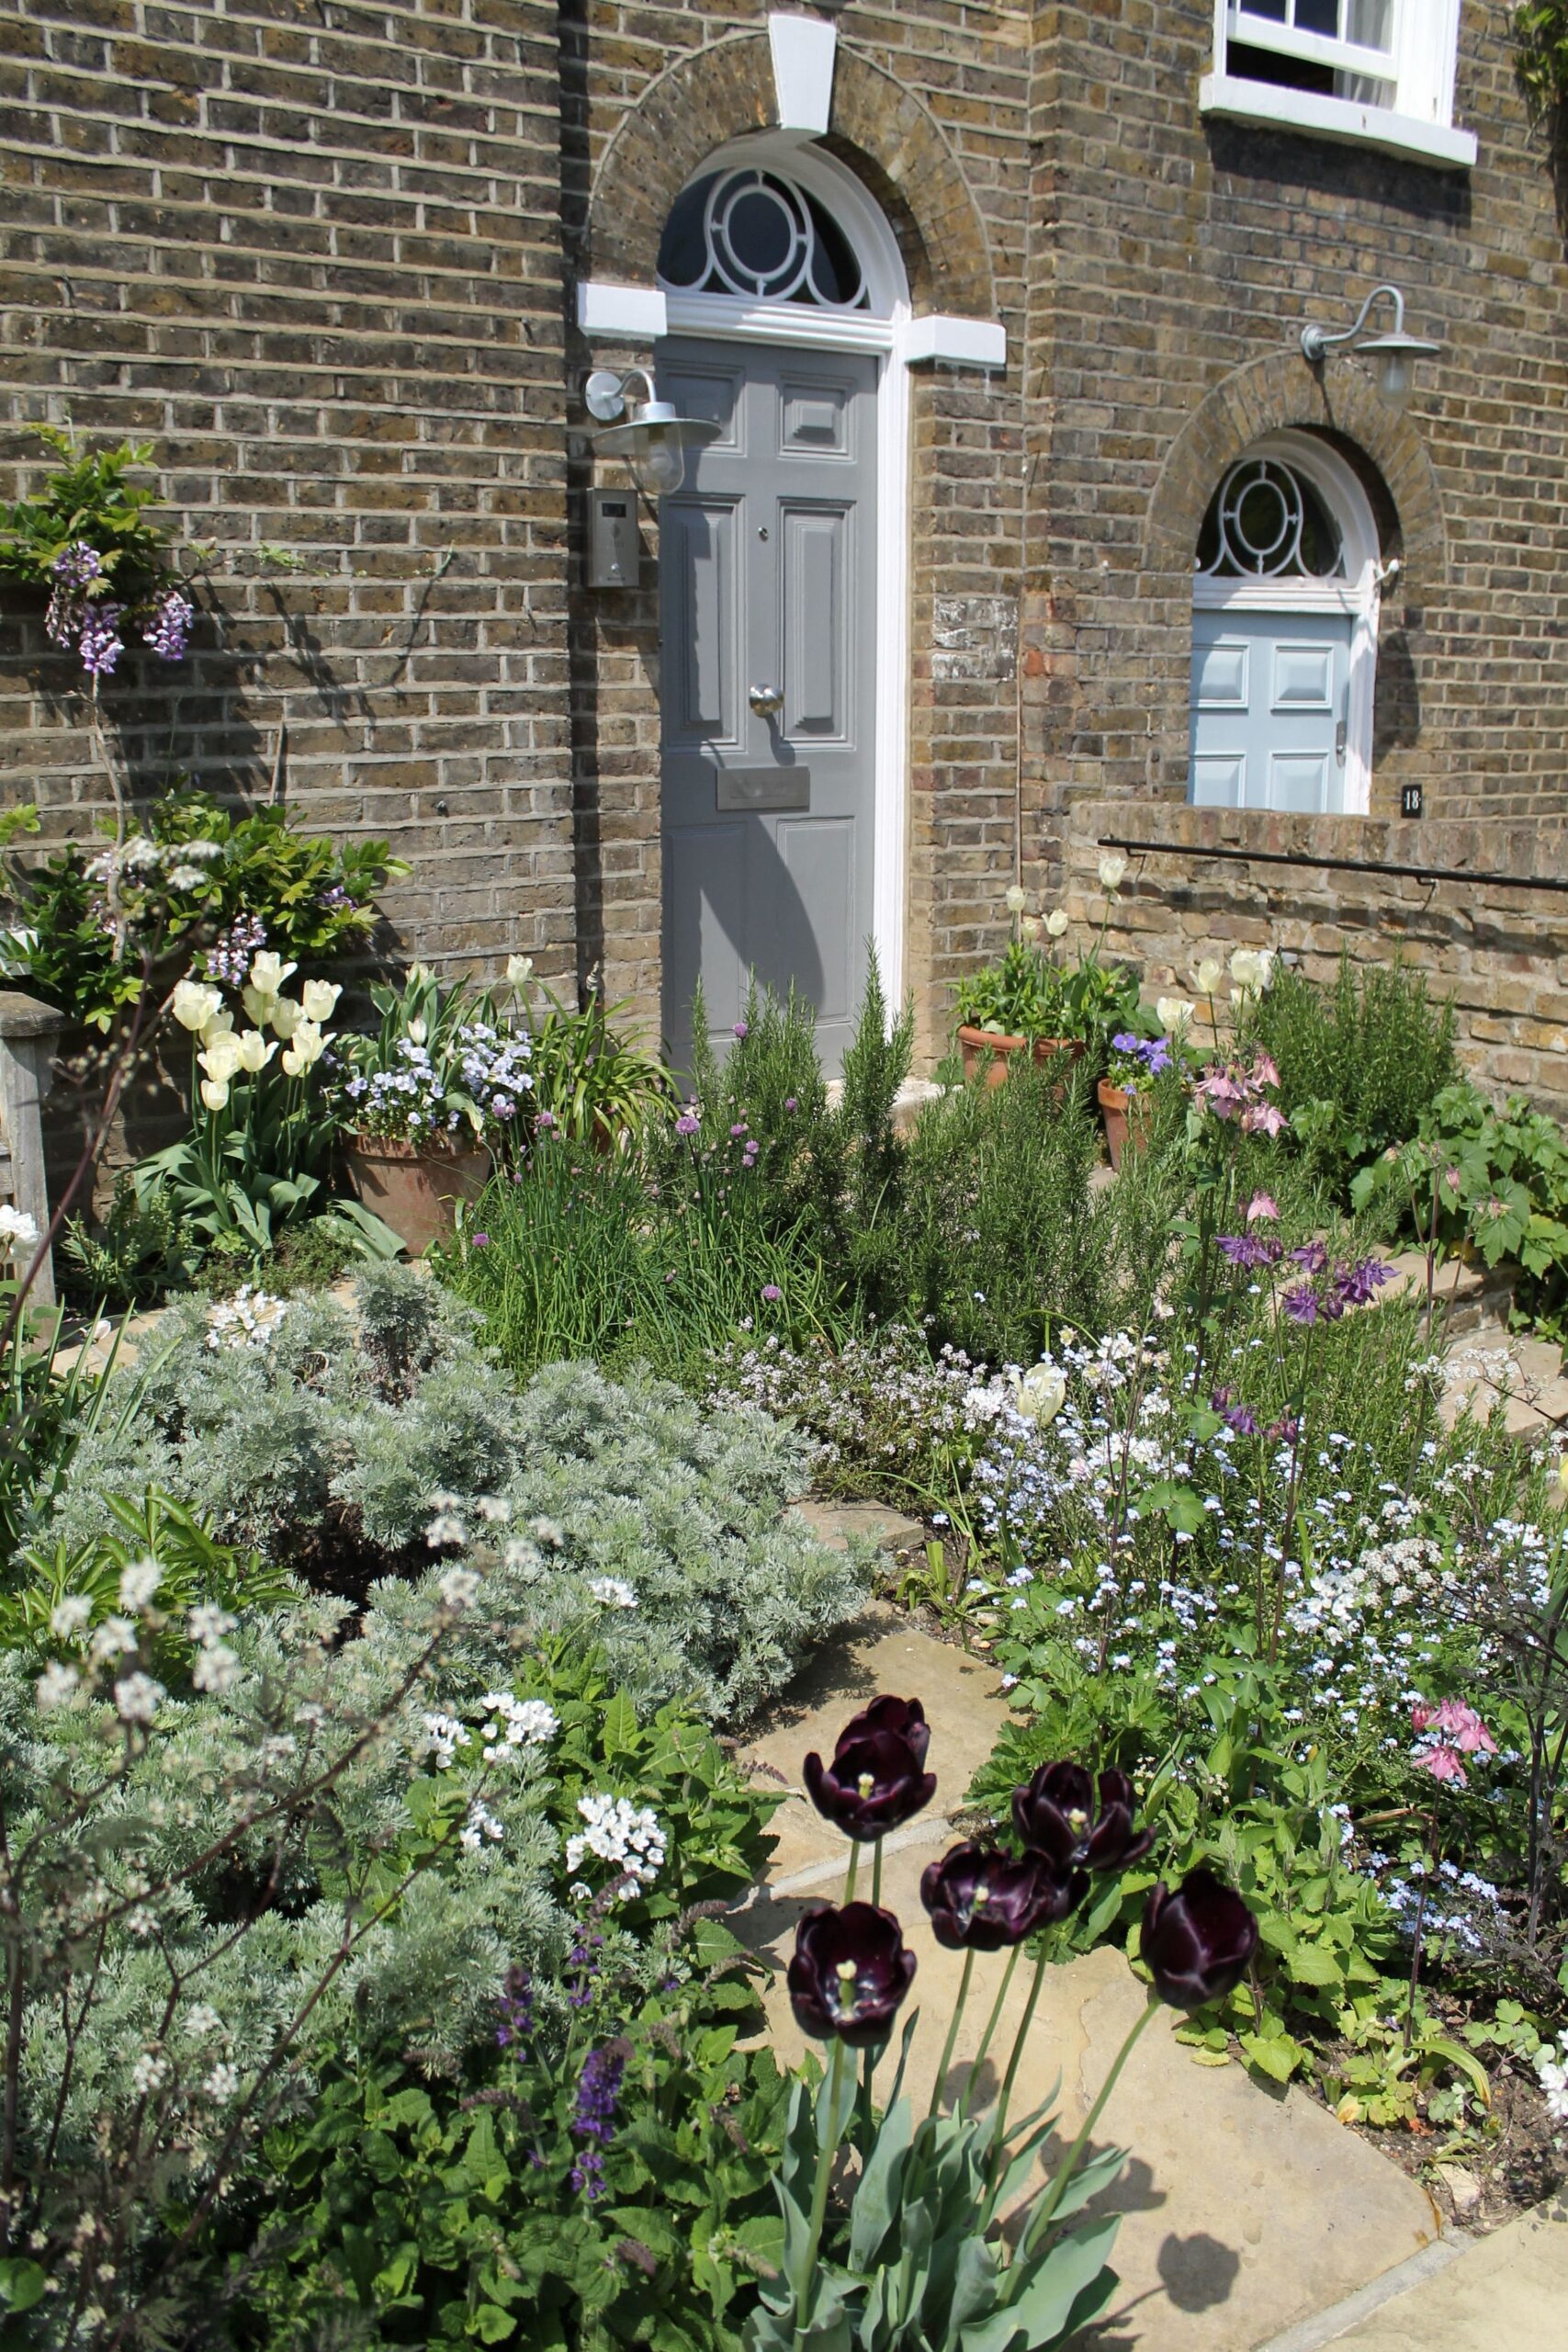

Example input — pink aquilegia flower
[1411,1697,1496,1791]
[1246,1192,1280,1225]
[1415,1744,1469,1787]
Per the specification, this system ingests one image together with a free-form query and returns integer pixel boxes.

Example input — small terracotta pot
[957,1026,1086,1092]
[1097,1079,1149,1171]
[344,1133,492,1255]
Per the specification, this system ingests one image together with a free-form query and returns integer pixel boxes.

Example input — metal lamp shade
[593,403,722,497]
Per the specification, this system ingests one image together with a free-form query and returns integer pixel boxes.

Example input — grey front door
[658,336,878,1077]
[1190,608,1354,813]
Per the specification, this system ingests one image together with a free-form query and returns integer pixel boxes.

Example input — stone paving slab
[737,1611,1440,2352]
[1258,2193,1567,2352]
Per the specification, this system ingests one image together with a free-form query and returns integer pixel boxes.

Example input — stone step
[1258,2192,1567,2352]
[734,1610,1441,2352]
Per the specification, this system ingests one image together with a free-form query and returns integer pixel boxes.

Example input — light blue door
[1190,610,1354,813]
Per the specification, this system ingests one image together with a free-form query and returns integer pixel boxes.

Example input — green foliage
[1244,954,1457,1193]
[521,970,676,1145]
[62,1170,199,1307]
[1516,2,1568,109]
[1353,1081,1568,1331]
[53,1266,871,1722]
[1,791,402,1032]
[0,425,173,602]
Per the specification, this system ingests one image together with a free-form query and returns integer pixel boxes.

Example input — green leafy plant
[338,964,535,1151]
[1,792,402,1032]
[62,1169,198,1306]
[512,962,676,1145]
[0,426,191,681]
[1516,2,1568,110]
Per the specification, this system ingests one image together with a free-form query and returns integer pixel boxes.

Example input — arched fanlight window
[658,167,869,311]
[1195,457,1347,582]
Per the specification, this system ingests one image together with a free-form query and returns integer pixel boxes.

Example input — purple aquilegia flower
[77,602,125,678]
[142,587,193,662]
[1211,1386,1258,1437]
[1217,1234,1279,1271]
[496,1965,534,2049]
[1334,1256,1394,1308]
[1290,1240,1329,1274]
[570,2041,627,2199]
[1281,1282,1343,1326]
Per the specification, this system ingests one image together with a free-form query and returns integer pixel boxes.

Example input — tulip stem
[930,1948,975,2121]
[871,1835,884,1910]
[842,1844,859,1908]
[987,1937,1051,2190]
[795,2035,848,2346]
[961,1944,1020,2119]
[1018,1997,1161,2261]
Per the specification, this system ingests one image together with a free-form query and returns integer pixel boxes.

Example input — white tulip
[1010,1362,1067,1427]
[199,1078,230,1112]
[1098,853,1127,894]
[236,1028,276,1073]
[172,979,222,1033]
[1156,997,1195,1034]
[199,1035,244,1084]
[1020,914,1042,942]
[506,955,535,990]
[1195,957,1224,997]
[1045,908,1069,940]
[0,1204,40,1257]
[1229,947,1271,996]
[249,951,297,997]
[300,978,341,1023]
[408,1016,427,1046]
[198,1008,234,1047]
[269,996,301,1040]
[242,985,276,1027]
[1005,884,1029,915]
[281,1019,324,1077]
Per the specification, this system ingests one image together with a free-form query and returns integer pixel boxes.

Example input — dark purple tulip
[919,1841,1081,1951]
[1140,1870,1260,2010]
[787,1901,918,2047]
[804,1726,936,1844]
[832,1693,931,1770]
[1011,1761,1156,1875]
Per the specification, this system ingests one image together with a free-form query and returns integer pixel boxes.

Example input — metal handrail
[1094,834,1568,898]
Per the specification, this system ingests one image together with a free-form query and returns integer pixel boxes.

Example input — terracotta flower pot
[958,1026,1086,1092]
[344,1133,492,1256]
[1097,1079,1149,1171]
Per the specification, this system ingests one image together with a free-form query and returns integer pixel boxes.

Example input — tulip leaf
[849,2094,915,2266]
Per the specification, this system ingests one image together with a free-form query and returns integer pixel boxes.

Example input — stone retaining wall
[1062,800,1568,1120]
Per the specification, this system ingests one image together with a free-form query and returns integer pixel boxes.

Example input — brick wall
[1020,2,1568,919]
[0,0,572,982]
[1064,800,1568,1122]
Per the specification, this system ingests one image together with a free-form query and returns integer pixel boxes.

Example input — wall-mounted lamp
[585,367,721,498]
[1299,284,1440,414]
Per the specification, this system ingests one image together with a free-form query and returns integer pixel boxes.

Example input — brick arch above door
[582,32,996,322]
[1147,350,1447,592]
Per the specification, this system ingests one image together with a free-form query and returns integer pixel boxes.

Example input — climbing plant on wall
[0,425,193,681]
[1516,3,1568,111]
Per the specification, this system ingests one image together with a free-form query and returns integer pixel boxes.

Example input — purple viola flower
[919,1841,1079,1951]
[1111,1032,1140,1055]
[1012,1761,1155,1875]
[570,2041,628,2199]
[77,602,125,678]
[787,1901,917,2046]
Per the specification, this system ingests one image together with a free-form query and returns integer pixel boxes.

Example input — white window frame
[1191,433,1383,818]
[1201,0,1476,170]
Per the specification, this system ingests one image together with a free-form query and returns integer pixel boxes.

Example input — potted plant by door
[338,967,534,1254]
[953,893,1083,1088]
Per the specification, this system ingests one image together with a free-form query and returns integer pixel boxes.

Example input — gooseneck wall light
[1299,284,1440,414]
[585,367,722,497]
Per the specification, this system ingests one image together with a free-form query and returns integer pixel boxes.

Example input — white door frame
[1192,431,1382,817]
[654,132,913,1005]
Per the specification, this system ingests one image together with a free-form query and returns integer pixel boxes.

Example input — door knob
[749,683,784,718]
[1335,717,1347,764]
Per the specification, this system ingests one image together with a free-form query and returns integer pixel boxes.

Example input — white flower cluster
[564,1792,666,1889]
[460,1800,504,1853]
[1536,2038,1568,2128]
[205,1285,288,1352]
[420,1711,470,1770]
[479,1691,558,1757]
[588,1577,637,1611]
[188,1601,240,1696]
